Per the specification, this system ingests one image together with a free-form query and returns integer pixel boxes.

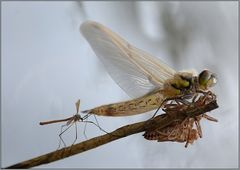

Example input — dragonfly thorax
[163,72,195,97]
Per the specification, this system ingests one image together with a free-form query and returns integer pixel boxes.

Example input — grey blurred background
[1,1,238,168]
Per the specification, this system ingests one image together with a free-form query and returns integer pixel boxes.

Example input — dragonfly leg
[162,103,178,112]
[151,96,184,119]
[192,93,199,103]
[176,98,191,105]
[150,105,162,119]
[196,91,214,106]
[197,90,216,102]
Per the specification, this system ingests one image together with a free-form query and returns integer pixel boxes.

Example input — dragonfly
[80,21,217,117]
[39,99,106,148]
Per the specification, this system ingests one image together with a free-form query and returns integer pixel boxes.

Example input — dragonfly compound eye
[199,70,217,89]
[207,74,217,87]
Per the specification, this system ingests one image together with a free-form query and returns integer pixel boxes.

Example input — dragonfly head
[198,70,217,90]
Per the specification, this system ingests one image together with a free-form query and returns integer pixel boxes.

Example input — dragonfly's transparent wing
[80,21,176,98]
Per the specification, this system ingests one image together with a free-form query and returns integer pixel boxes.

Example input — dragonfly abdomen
[83,93,165,116]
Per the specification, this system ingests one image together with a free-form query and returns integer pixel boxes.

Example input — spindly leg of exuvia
[194,120,202,138]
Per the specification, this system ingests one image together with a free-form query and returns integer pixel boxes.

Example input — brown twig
[5,97,218,169]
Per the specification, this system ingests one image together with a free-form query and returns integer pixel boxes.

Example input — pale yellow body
[88,90,166,116]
